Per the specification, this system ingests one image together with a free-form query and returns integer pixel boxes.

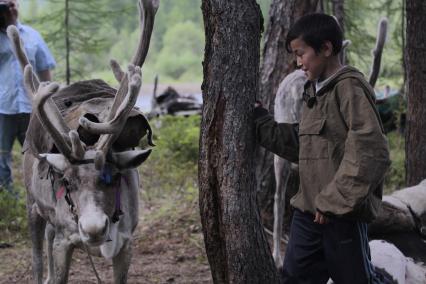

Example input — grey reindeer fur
[7,1,159,283]
[272,70,306,268]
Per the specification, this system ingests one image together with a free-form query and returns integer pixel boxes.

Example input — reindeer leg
[273,155,292,269]
[112,240,132,284]
[44,223,55,284]
[27,195,46,284]
[273,155,285,268]
[52,232,74,284]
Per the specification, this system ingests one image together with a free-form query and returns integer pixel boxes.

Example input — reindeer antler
[6,25,86,161]
[341,39,351,65]
[109,0,159,116]
[8,1,157,169]
[110,59,125,83]
[33,82,86,161]
[6,25,40,96]
[79,0,158,170]
[368,17,388,88]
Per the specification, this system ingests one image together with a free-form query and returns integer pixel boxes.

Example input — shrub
[0,186,28,242]
[0,143,28,241]
[140,115,200,201]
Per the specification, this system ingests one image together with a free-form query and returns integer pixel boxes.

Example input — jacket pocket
[299,118,328,160]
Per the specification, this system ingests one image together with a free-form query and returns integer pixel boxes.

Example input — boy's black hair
[285,13,343,55]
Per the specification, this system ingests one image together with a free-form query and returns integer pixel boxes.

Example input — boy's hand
[314,211,328,224]
[253,101,268,120]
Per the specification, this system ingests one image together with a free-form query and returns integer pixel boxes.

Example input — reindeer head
[7,0,159,246]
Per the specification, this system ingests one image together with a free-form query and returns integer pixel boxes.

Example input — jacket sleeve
[315,79,391,216]
[254,108,299,163]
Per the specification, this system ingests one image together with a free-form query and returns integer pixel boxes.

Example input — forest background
[20,0,404,88]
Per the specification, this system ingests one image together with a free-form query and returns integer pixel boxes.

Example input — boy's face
[290,37,331,82]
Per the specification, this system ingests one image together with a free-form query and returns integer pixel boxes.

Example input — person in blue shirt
[0,0,56,196]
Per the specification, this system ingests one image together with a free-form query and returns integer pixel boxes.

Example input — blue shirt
[0,22,56,114]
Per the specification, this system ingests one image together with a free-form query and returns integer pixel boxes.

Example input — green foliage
[0,142,28,242]
[20,0,404,88]
[153,116,200,165]
[23,0,132,82]
[155,21,204,81]
[0,189,27,243]
[258,0,272,18]
[344,0,404,89]
[140,115,200,201]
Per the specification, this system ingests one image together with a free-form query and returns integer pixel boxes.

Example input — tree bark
[199,1,279,283]
[405,0,426,186]
[255,0,319,225]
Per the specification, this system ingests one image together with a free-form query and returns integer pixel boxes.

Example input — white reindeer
[272,69,306,268]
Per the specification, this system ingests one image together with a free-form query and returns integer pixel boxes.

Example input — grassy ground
[0,142,28,244]
[0,192,212,283]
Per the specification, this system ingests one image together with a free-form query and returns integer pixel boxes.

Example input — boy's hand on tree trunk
[253,101,269,120]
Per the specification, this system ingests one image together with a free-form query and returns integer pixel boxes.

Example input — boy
[254,14,390,283]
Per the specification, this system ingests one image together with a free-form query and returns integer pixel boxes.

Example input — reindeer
[271,18,388,269]
[369,180,426,263]
[271,69,306,268]
[6,0,159,283]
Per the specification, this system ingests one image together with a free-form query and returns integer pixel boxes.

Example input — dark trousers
[282,209,382,284]
[0,113,30,195]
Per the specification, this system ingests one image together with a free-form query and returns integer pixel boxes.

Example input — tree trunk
[256,0,319,226]
[199,1,279,283]
[405,0,426,186]
[65,0,70,85]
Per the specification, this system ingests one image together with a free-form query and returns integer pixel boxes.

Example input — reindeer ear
[39,154,70,173]
[110,149,152,170]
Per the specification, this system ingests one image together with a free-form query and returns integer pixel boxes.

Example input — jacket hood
[305,66,368,97]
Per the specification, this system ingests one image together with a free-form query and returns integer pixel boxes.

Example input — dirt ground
[0,202,212,284]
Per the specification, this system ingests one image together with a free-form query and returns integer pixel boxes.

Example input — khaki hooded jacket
[255,66,391,222]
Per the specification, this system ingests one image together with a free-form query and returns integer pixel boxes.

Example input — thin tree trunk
[199,1,279,283]
[401,0,407,96]
[256,0,319,225]
[405,0,426,186]
[65,0,70,85]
